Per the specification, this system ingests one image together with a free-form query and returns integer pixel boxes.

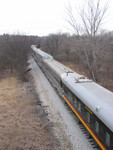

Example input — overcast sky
[0,0,113,36]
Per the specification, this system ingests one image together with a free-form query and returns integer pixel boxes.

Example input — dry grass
[61,61,87,76]
[0,75,53,150]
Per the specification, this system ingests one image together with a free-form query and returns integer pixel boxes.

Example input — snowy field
[28,57,97,150]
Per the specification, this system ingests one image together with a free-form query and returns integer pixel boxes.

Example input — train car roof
[62,73,113,132]
[44,58,77,78]
[31,45,75,77]
[31,45,53,59]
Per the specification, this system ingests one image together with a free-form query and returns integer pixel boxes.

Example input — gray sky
[0,0,113,36]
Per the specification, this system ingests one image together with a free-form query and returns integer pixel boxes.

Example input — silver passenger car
[31,45,113,150]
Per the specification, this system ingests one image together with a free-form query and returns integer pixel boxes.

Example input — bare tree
[42,33,68,58]
[66,0,109,81]
[67,0,109,36]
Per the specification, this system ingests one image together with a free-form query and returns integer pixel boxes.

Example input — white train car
[62,73,113,150]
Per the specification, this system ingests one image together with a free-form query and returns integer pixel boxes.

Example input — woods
[0,32,112,91]
[0,31,112,91]
[0,34,39,80]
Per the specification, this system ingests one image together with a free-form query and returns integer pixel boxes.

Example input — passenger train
[31,45,113,150]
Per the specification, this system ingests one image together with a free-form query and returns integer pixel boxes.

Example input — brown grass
[0,75,53,150]
[61,61,87,76]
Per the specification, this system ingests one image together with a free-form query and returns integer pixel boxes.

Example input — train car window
[105,132,110,146]
[69,92,73,103]
[62,84,64,91]
[87,112,90,123]
[78,102,81,112]
[99,123,105,141]
[64,86,68,95]
[73,96,77,107]
[95,121,99,133]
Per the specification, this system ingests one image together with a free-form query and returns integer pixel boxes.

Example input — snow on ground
[28,57,96,150]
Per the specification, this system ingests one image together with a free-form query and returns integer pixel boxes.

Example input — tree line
[0,32,112,91]
[0,34,39,81]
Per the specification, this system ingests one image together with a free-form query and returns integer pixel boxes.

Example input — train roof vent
[96,106,100,112]
[66,70,74,75]
[75,75,92,83]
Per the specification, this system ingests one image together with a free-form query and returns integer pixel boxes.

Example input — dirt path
[0,73,53,150]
